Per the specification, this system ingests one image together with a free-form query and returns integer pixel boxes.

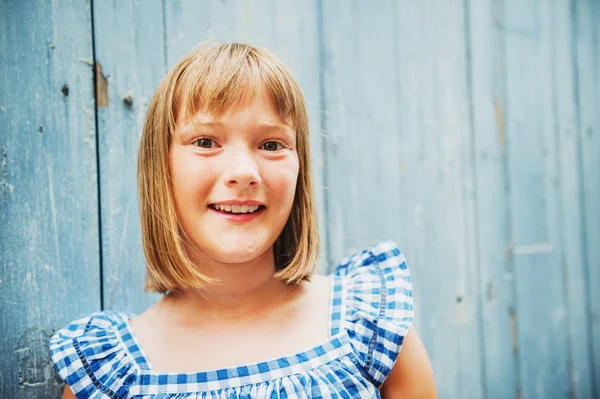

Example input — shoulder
[333,240,414,387]
[49,310,137,398]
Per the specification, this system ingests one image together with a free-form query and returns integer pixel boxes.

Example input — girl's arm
[380,325,438,398]
[62,385,76,399]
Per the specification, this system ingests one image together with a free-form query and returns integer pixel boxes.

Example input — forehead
[175,83,292,131]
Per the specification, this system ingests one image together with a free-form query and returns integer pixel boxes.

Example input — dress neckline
[115,274,354,393]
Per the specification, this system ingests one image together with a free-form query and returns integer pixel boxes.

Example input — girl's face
[170,86,299,268]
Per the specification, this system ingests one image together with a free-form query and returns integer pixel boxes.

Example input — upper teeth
[213,204,260,213]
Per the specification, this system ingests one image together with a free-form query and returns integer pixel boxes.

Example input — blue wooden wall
[1,1,598,398]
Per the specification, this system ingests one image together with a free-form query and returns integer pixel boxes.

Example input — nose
[224,147,261,189]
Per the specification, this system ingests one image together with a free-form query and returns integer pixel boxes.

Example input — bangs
[171,43,300,133]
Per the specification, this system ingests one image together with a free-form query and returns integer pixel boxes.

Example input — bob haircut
[138,43,320,293]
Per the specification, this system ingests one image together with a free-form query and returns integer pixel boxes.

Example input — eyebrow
[187,120,224,128]
[254,122,294,134]
[176,120,223,136]
[180,120,294,135]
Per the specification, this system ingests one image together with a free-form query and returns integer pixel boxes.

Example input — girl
[50,43,437,398]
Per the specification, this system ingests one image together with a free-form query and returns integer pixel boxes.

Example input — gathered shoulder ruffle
[334,240,414,386]
[49,310,137,398]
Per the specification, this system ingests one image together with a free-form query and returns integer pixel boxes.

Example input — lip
[208,205,265,223]
[210,200,266,206]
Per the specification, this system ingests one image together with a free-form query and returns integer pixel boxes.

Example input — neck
[159,248,295,324]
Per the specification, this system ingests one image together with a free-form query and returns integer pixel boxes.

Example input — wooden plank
[502,0,570,396]
[468,0,518,396]
[575,0,600,397]
[92,0,165,313]
[0,1,99,397]
[551,0,595,397]
[163,0,328,271]
[321,0,484,396]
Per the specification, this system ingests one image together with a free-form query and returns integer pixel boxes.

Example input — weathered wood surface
[551,0,596,397]
[503,0,571,396]
[470,1,598,397]
[0,0,100,397]
[91,0,165,314]
[0,0,598,398]
[320,0,484,396]
[575,0,600,397]
[468,0,518,396]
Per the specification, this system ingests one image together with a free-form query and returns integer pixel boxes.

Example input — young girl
[50,43,437,398]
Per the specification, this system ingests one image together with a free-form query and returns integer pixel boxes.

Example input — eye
[261,141,284,151]
[194,138,217,149]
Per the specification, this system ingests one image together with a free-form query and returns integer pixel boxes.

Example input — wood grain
[0,1,100,397]
[1,0,598,397]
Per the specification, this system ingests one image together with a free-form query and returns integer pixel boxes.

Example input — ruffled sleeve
[335,240,414,387]
[49,311,137,398]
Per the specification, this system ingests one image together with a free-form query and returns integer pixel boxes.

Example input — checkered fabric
[50,241,413,398]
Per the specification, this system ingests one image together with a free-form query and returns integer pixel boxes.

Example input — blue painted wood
[91,0,165,313]
[0,0,99,397]
[503,0,570,397]
[1,1,598,398]
[551,0,595,397]
[468,0,518,396]
[321,0,484,397]
[574,0,600,397]
[162,0,328,271]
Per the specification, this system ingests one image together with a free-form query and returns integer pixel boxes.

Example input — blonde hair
[137,43,320,293]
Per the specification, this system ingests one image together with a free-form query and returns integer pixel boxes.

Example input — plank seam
[89,0,105,311]
[550,2,575,395]
[463,0,488,397]
[569,0,598,396]
[161,0,168,72]
[496,0,523,394]
[316,0,331,271]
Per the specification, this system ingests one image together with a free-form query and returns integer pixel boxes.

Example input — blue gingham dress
[50,241,414,398]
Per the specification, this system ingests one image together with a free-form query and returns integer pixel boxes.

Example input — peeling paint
[495,97,505,149]
[15,328,61,387]
[487,281,495,302]
[78,57,93,66]
[1,146,13,203]
[47,162,62,273]
[509,309,519,354]
[95,62,109,108]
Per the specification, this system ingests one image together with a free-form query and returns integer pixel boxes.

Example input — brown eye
[261,141,283,151]
[195,138,216,148]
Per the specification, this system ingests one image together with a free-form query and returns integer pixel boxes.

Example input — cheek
[264,159,299,206]
[170,151,214,203]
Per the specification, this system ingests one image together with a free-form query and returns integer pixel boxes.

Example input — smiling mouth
[208,204,266,214]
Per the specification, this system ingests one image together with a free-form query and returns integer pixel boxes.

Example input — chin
[209,238,272,264]
[212,249,267,265]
